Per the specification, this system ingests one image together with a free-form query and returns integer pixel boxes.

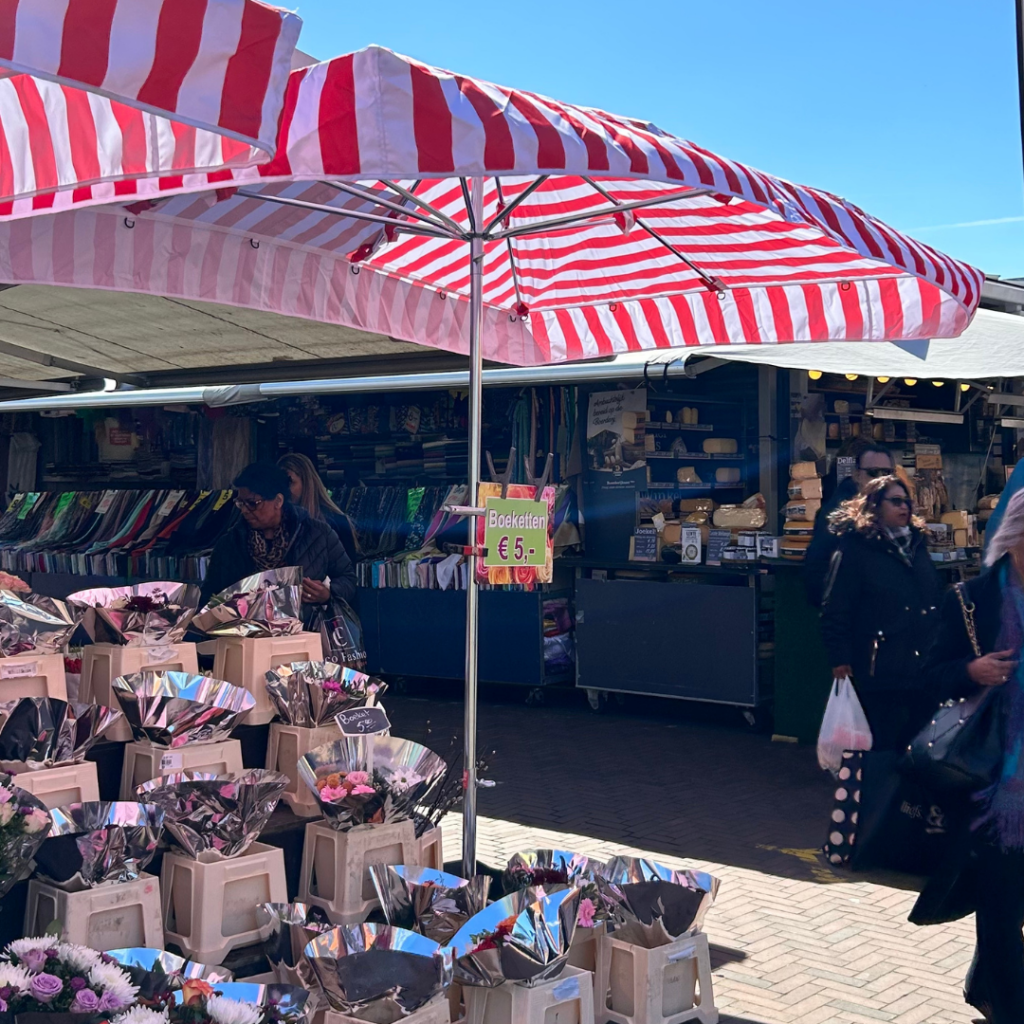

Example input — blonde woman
[278,452,360,564]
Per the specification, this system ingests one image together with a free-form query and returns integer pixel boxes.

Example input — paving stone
[386,692,979,1024]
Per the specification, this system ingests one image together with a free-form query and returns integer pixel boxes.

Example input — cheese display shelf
[575,367,775,710]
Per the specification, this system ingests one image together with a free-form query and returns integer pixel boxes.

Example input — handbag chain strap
[954,582,982,658]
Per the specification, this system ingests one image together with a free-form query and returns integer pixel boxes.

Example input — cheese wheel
[788,478,823,500]
[716,468,742,483]
[703,438,738,454]
[790,461,819,480]
[785,499,821,520]
[713,506,768,529]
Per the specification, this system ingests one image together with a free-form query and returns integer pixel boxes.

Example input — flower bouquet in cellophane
[0,938,139,1018]
[598,857,721,948]
[303,924,451,1021]
[0,773,50,897]
[67,583,200,647]
[264,663,384,729]
[449,888,582,989]
[297,737,446,833]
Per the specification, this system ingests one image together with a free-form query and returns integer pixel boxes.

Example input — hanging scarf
[248,520,292,571]
[976,561,1024,849]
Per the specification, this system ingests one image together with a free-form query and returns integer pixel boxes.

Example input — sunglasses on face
[882,496,911,508]
[861,466,893,478]
[233,496,266,512]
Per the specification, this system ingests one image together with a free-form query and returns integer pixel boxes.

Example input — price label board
[336,706,391,736]
[629,526,659,562]
[705,528,732,566]
[483,497,548,568]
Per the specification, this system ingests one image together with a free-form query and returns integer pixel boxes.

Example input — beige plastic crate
[595,931,717,1024]
[298,818,420,924]
[322,995,451,1024]
[14,761,99,808]
[464,966,595,1024]
[567,923,606,974]
[82,641,199,742]
[0,652,66,703]
[25,873,163,951]
[265,722,340,817]
[161,842,287,964]
[121,738,244,797]
[213,633,323,725]
[419,826,444,871]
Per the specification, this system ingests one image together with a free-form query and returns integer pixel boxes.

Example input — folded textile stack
[0,489,236,580]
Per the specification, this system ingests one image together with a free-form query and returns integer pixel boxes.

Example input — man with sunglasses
[804,440,895,608]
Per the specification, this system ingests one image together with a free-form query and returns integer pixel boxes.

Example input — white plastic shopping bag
[816,676,873,773]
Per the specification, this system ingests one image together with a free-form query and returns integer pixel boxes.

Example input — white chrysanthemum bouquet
[0,939,138,1014]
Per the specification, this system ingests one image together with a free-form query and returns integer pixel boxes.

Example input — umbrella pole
[462,177,484,877]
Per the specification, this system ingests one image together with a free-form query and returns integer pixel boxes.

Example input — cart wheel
[741,707,771,733]
[525,687,545,707]
[586,689,608,713]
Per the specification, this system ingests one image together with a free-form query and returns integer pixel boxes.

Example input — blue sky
[293,0,1023,278]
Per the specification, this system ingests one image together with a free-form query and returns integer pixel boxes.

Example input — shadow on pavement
[385,684,842,883]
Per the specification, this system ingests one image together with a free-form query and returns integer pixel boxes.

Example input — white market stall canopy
[679,307,1024,380]
[2,306,1023,413]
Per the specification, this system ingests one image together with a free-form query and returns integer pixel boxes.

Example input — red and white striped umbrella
[0,0,301,203]
[0,45,983,364]
[0,32,985,876]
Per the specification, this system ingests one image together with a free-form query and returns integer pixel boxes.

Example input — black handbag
[901,583,1003,795]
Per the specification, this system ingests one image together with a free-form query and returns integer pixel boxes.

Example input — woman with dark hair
[918,489,1024,1023]
[277,452,360,565]
[820,474,941,751]
[199,462,357,625]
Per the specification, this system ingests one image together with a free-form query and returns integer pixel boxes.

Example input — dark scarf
[976,561,1024,849]
[248,513,293,571]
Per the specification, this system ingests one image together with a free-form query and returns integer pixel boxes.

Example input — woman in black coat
[917,490,1024,1024]
[820,475,941,751]
[200,462,357,628]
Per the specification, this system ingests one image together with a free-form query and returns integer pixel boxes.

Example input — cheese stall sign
[483,497,550,568]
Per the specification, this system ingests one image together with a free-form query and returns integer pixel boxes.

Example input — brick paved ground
[386,686,979,1024]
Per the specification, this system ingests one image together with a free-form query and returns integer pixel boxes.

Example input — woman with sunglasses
[199,462,357,623]
[820,475,941,750]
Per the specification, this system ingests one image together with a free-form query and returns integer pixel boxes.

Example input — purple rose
[28,973,62,1003]
[69,977,87,991]
[71,989,100,1013]
[0,986,13,999]
[99,991,126,1012]
[21,949,48,972]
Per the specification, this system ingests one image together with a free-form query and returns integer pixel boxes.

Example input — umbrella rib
[487,187,711,241]
[375,179,468,237]
[494,178,525,310]
[460,178,477,233]
[233,189,459,239]
[481,176,549,235]
[582,176,725,292]
[319,180,453,233]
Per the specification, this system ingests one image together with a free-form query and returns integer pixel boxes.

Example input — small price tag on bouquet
[336,706,391,737]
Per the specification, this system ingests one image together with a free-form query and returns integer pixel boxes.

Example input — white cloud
[908,215,1024,232]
